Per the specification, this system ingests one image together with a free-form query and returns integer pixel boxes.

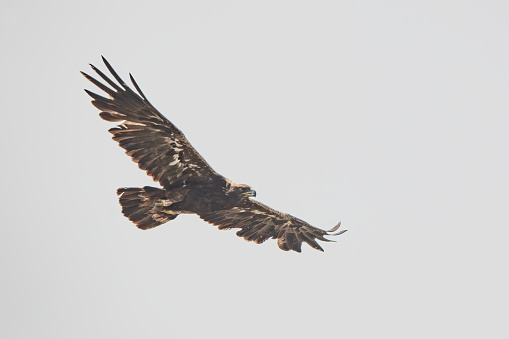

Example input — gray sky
[1,1,508,338]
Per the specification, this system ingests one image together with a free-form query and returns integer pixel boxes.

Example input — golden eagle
[82,57,346,252]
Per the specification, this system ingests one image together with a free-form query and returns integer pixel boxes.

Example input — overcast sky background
[1,1,508,338]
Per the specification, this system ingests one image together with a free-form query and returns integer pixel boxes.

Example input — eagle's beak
[245,189,256,197]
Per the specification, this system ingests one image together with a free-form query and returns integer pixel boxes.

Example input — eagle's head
[227,181,256,198]
[238,184,256,198]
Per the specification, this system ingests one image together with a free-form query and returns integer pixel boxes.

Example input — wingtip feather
[129,73,148,100]
[330,229,348,236]
[101,55,109,66]
[84,89,98,98]
[327,221,342,233]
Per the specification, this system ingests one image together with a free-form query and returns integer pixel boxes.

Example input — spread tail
[117,186,178,230]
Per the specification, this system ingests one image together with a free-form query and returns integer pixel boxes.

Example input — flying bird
[82,57,346,252]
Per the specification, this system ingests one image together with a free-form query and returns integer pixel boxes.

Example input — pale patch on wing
[168,155,181,167]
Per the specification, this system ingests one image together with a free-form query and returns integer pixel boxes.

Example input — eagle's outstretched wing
[82,56,220,189]
[200,200,345,252]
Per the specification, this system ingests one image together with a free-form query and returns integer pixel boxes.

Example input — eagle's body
[82,57,346,252]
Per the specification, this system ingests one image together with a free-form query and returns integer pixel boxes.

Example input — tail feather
[117,186,178,230]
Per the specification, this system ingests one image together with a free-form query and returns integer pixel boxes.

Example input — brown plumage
[82,56,346,252]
